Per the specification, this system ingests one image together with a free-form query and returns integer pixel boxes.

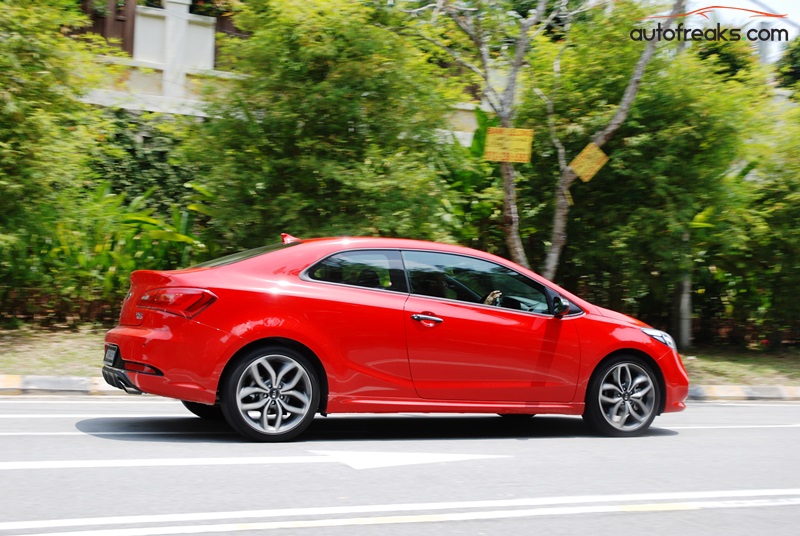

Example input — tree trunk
[540,0,683,281]
[501,161,530,268]
[676,273,692,350]
[541,169,577,280]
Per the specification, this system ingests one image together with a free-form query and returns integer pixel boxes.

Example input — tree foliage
[0,0,796,347]
[776,36,800,92]
[514,1,776,342]
[88,109,200,217]
[0,2,206,325]
[0,0,97,241]
[180,0,463,250]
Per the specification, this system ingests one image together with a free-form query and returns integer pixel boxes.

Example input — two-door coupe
[103,235,689,441]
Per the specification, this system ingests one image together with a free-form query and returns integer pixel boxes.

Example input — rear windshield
[190,242,299,269]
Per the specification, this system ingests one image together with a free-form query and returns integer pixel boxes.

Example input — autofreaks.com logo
[630,5,790,42]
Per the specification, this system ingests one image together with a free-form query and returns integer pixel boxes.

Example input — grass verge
[683,347,799,386]
[0,327,798,385]
[0,326,107,377]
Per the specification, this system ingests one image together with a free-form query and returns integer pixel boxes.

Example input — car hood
[596,306,649,328]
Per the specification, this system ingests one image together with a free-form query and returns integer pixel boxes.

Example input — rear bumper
[104,314,239,405]
[102,365,143,395]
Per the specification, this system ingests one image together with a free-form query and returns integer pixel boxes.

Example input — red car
[104,235,689,441]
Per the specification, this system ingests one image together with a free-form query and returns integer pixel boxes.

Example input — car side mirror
[553,296,571,317]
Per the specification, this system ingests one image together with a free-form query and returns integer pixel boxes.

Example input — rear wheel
[181,400,224,420]
[221,346,320,442]
[583,356,660,437]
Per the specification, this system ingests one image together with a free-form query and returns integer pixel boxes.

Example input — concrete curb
[687,384,800,401]
[0,375,125,396]
[1,374,799,400]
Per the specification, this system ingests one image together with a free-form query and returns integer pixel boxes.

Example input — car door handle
[411,313,443,324]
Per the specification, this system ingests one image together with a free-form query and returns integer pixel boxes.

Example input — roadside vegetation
[0,1,797,355]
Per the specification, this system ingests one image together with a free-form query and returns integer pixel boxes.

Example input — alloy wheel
[597,361,656,433]
[222,347,320,442]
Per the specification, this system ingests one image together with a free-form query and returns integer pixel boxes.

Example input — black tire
[181,400,224,420]
[583,355,660,437]
[221,346,320,442]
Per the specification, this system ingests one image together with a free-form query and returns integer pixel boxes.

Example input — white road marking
[0,414,188,419]
[1,489,798,534]
[690,402,800,407]
[0,451,508,472]
[0,432,231,437]
[668,424,800,430]
[0,402,180,406]
[0,456,328,471]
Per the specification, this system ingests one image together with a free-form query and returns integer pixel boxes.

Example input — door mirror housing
[553,296,571,317]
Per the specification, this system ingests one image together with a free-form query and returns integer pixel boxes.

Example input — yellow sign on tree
[569,143,609,183]
[484,127,534,163]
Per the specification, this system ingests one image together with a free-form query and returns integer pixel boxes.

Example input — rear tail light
[137,288,217,318]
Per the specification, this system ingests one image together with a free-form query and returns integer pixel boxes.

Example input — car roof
[297,236,513,262]
[301,236,470,251]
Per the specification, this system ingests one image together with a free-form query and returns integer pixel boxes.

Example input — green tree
[0,0,99,242]
[0,2,207,325]
[694,38,760,80]
[516,3,769,346]
[741,106,800,347]
[776,36,800,92]
[386,0,682,275]
[181,0,462,249]
[88,109,199,217]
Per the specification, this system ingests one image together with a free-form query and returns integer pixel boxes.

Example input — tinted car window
[308,250,407,292]
[402,251,549,313]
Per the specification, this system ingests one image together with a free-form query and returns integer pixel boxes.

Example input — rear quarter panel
[185,271,416,401]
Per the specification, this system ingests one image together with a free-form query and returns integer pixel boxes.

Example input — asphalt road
[0,397,798,535]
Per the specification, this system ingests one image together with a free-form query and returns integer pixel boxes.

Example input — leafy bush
[0,183,205,326]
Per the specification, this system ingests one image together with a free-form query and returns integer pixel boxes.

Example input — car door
[402,251,581,403]
[304,249,414,399]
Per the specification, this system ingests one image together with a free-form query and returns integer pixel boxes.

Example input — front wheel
[221,346,320,442]
[583,356,660,437]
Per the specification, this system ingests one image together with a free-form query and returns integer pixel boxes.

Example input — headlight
[642,328,677,350]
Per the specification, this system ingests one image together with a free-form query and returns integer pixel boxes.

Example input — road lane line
[690,403,800,407]
[0,414,188,419]
[0,432,232,437]
[0,456,332,471]
[1,489,799,533]
[0,399,177,404]
[667,424,800,430]
[10,496,800,535]
[0,451,507,471]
